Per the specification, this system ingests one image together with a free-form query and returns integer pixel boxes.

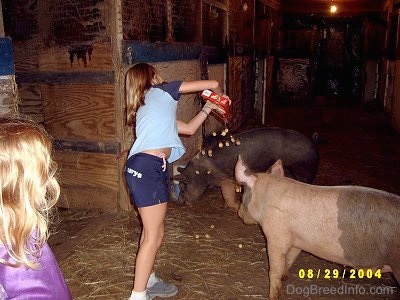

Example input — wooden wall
[16,41,121,211]
[10,0,121,211]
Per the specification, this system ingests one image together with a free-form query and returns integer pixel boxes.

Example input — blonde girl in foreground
[0,115,71,299]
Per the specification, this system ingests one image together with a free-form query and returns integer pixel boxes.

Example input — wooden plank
[13,42,114,72]
[17,84,43,123]
[57,187,119,212]
[109,0,131,211]
[12,40,40,72]
[42,84,116,141]
[123,41,202,64]
[16,71,114,84]
[52,213,118,261]
[54,139,120,154]
[39,43,114,71]
[228,56,246,131]
[54,152,119,191]
[0,0,4,37]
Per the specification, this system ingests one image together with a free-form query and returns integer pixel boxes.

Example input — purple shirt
[0,242,71,299]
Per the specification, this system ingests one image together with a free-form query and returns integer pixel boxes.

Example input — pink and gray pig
[235,155,400,300]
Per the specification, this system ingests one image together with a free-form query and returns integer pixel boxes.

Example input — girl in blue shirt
[125,63,230,300]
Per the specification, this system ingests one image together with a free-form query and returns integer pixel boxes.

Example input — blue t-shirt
[128,81,185,163]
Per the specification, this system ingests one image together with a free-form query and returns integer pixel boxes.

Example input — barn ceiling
[279,0,389,16]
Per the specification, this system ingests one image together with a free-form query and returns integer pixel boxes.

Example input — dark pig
[235,156,400,300]
[175,127,319,211]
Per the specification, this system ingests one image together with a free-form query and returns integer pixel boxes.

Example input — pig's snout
[238,205,258,225]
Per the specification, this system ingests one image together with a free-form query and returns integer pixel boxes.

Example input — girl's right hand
[204,100,227,115]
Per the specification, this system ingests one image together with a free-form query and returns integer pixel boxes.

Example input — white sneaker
[147,275,178,298]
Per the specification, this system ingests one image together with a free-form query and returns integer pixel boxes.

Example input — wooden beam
[53,139,121,154]
[110,0,131,211]
[53,152,119,190]
[16,71,114,84]
[0,0,4,37]
[123,41,202,64]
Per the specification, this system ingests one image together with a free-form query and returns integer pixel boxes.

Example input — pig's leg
[282,247,301,281]
[264,222,293,300]
[267,248,286,300]
[219,179,240,211]
[267,242,291,300]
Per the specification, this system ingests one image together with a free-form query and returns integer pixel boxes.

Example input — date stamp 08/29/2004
[297,268,382,280]
[287,268,397,298]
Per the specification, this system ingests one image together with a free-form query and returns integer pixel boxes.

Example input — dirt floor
[48,101,400,300]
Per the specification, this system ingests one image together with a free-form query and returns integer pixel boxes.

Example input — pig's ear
[235,155,256,188]
[267,159,285,177]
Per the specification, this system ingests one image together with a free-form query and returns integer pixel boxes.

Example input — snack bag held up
[200,90,231,122]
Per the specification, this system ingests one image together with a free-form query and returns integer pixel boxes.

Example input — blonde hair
[0,114,60,269]
[125,63,163,126]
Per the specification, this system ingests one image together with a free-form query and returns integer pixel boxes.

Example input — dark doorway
[315,19,363,104]
[275,16,364,107]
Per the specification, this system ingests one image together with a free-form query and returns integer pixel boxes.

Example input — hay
[52,189,271,299]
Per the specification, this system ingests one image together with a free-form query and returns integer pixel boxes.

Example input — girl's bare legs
[133,202,167,293]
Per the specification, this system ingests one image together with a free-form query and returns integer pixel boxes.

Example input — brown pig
[235,155,400,300]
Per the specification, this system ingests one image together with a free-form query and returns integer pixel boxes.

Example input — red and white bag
[200,90,231,122]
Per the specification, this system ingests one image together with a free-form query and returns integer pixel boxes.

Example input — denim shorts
[125,153,170,208]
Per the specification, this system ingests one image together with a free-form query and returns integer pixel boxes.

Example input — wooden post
[166,0,174,42]
[0,0,5,37]
[110,0,131,211]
